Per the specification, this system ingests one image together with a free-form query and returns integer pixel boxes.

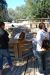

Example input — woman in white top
[36,23,49,75]
[36,27,49,52]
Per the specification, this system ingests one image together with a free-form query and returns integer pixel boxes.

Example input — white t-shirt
[36,29,49,51]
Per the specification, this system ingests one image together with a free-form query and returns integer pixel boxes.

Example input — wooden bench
[8,39,36,75]
[9,39,33,60]
[16,39,36,75]
[16,39,33,59]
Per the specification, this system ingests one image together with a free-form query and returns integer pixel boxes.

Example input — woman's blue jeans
[33,50,46,73]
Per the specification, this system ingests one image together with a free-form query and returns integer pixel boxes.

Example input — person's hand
[41,48,46,51]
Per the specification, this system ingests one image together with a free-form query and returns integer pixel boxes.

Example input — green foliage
[0,0,7,9]
[8,8,16,20]
[35,0,50,18]
[0,0,8,22]
[25,0,50,18]
[8,6,27,21]
[8,0,50,20]
[15,6,27,19]
[25,0,36,19]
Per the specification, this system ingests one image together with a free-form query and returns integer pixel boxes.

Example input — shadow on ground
[3,59,38,75]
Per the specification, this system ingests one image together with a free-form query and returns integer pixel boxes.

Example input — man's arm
[4,30,9,42]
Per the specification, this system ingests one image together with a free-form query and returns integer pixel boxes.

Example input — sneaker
[36,72,44,75]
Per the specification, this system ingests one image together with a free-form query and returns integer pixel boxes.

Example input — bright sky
[6,0,25,9]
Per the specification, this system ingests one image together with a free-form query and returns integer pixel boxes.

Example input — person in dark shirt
[0,22,13,75]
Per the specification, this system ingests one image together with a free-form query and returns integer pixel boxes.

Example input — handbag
[42,39,50,50]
